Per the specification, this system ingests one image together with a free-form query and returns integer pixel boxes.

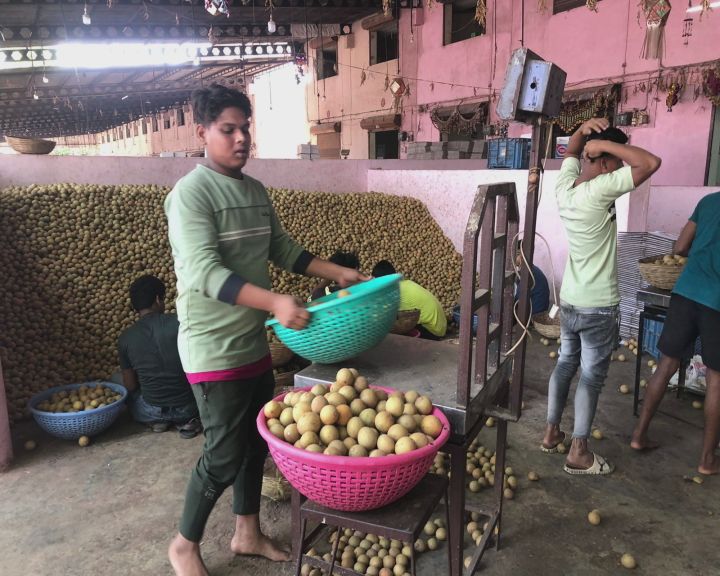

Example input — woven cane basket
[390,309,420,335]
[269,341,293,368]
[638,256,685,290]
[6,136,56,155]
[533,312,561,339]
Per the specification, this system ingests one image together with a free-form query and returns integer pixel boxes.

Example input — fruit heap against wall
[0,184,462,424]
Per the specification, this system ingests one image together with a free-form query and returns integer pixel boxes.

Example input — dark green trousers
[179,371,274,542]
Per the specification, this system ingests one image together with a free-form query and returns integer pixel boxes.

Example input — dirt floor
[1,338,719,576]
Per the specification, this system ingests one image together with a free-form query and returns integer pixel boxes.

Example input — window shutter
[553,0,594,15]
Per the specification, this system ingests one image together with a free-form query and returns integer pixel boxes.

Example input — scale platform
[637,286,672,309]
[294,333,510,436]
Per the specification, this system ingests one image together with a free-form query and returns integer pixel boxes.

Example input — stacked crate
[406,140,487,160]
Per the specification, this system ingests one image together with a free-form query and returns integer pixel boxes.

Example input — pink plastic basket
[256,385,450,512]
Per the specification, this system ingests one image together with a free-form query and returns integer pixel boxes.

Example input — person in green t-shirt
[631,192,720,475]
[372,260,447,339]
[540,118,660,476]
[166,83,368,576]
[118,275,200,438]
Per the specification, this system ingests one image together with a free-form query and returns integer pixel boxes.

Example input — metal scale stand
[289,49,566,576]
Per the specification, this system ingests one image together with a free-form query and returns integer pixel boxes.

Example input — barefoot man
[631,191,720,475]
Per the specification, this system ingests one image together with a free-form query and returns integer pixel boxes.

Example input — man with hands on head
[540,117,661,476]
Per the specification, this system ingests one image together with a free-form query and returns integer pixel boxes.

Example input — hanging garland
[430,104,487,136]
[383,0,393,17]
[553,87,618,133]
[475,0,487,27]
[586,0,599,11]
[537,0,549,14]
[702,66,720,106]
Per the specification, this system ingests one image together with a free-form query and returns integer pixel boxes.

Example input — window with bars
[177,108,185,127]
[370,21,399,66]
[316,41,338,80]
[443,0,485,46]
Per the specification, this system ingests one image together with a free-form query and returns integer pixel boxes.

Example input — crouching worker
[372,260,447,340]
[118,275,201,438]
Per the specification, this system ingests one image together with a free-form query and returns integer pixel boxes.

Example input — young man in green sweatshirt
[165,83,367,576]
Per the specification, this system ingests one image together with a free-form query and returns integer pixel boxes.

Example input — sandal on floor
[177,418,203,439]
[563,453,615,476]
[540,431,567,454]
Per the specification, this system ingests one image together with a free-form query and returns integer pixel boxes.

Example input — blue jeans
[129,391,199,425]
[546,303,619,439]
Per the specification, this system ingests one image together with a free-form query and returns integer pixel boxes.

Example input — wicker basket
[6,136,56,155]
[533,312,561,339]
[269,341,293,368]
[390,309,420,335]
[638,255,685,290]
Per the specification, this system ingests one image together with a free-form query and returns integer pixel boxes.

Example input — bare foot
[168,534,209,576]
[541,425,566,450]
[630,434,660,451]
[565,438,594,470]
[698,455,720,476]
[230,533,291,562]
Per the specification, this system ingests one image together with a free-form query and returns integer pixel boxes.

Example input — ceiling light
[687,1,719,12]
[33,91,39,100]
[42,74,49,83]
[82,4,91,25]
[121,94,129,100]
[267,14,277,34]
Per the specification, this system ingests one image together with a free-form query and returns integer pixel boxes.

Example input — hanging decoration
[383,0,393,17]
[586,0,599,11]
[205,0,231,17]
[702,66,720,105]
[537,0,549,14]
[474,0,487,26]
[639,1,672,60]
[700,0,713,19]
[430,104,487,136]
[553,86,619,133]
[360,69,367,86]
[665,81,681,111]
[682,11,693,45]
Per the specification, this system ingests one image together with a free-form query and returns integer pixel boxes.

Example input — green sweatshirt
[164,164,312,373]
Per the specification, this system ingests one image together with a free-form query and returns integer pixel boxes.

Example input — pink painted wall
[646,186,716,233]
[398,0,718,184]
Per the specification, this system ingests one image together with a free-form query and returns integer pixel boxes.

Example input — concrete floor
[1,338,718,576]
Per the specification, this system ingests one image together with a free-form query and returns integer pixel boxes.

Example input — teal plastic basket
[266,274,401,364]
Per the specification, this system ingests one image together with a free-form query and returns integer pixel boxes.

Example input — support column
[0,358,14,471]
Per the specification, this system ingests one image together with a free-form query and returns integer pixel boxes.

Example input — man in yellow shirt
[372,260,447,339]
[541,118,660,476]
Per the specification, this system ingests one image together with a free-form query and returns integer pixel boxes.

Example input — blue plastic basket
[29,382,128,440]
[266,274,401,364]
[642,318,701,360]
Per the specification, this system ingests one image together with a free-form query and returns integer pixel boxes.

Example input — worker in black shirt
[118,275,201,438]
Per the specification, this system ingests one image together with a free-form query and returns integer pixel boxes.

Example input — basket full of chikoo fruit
[256,367,450,511]
[638,253,687,290]
[29,381,127,440]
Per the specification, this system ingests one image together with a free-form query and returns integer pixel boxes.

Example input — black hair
[372,260,396,277]
[129,275,166,312]
[329,251,360,270]
[586,126,628,145]
[191,83,252,127]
